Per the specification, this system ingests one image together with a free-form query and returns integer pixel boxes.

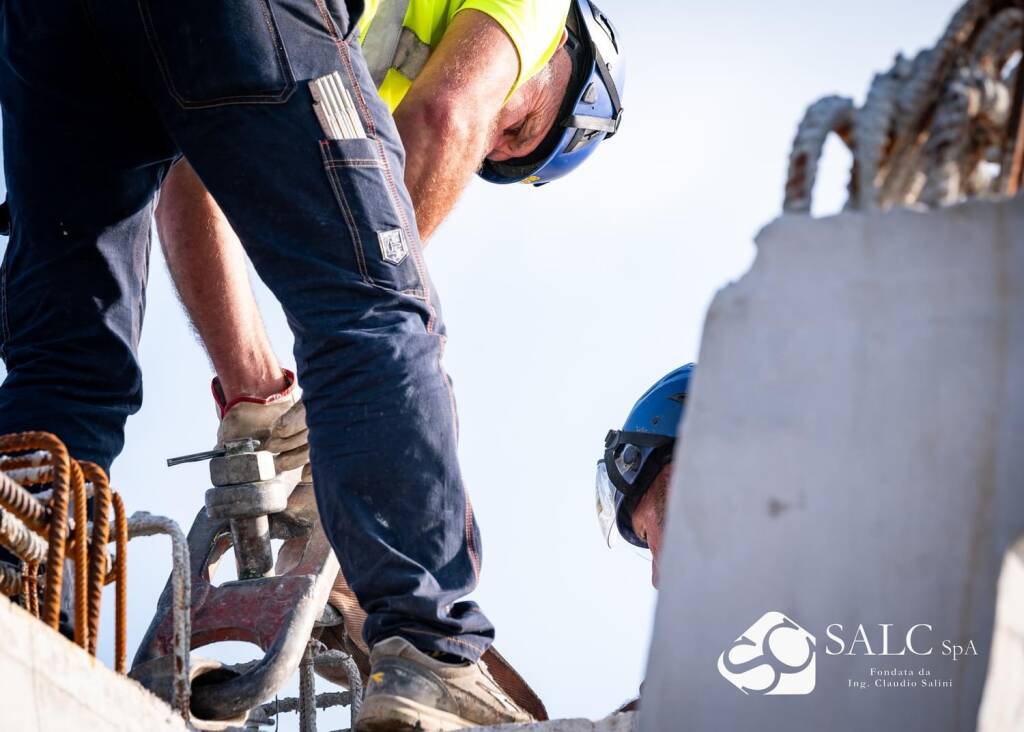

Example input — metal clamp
[169,439,291,581]
[135,441,336,723]
[131,483,338,723]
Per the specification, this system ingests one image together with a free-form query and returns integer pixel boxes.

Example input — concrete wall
[478,713,635,732]
[978,536,1024,732]
[642,199,1024,731]
[0,596,187,731]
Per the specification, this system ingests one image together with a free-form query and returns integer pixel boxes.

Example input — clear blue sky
[0,1,962,728]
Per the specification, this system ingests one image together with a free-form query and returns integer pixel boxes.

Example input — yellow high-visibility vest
[358,0,570,113]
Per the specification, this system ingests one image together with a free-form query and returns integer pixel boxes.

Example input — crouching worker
[595,364,694,710]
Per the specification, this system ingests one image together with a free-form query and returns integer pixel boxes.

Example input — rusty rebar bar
[112,492,128,674]
[23,561,40,617]
[4,465,54,487]
[0,469,48,535]
[783,96,855,213]
[1003,16,1024,196]
[80,462,111,655]
[69,461,89,649]
[0,509,48,564]
[0,433,73,631]
[34,480,91,507]
[787,0,1024,213]
[0,453,52,490]
[0,451,49,469]
[0,561,21,596]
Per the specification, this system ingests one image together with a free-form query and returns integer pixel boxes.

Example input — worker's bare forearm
[395,10,519,243]
[395,102,492,242]
[156,161,286,403]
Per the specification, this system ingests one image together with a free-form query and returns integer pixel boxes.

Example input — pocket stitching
[137,0,295,109]
[319,141,372,284]
[372,139,433,319]
[320,140,425,295]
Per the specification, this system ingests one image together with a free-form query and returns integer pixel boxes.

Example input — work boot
[356,637,534,731]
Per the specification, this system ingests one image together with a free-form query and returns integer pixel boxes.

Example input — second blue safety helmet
[596,364,694,548]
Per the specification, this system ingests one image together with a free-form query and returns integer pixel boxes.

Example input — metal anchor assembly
[131,440,339,725]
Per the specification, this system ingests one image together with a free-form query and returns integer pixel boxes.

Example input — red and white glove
[213,369,311,482]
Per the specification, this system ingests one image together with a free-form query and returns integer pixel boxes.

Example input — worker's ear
[559,28,568,49]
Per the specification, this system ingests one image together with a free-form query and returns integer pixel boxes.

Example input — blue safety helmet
[480,0,625,186]
[596,364,694,548]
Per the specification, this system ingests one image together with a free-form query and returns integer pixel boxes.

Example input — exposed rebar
[972,7,1024,74]
[0,509,48,564]
[0,469,48,534]
[14,435,71,632]
[251,692,353,722]
[3,465,54,487]
[126,511,190,718]
[784,96,855,213]
[112,493,129,674]
[314,650,363,721]
[300,639,319,732]
[80,462,111,655]
[853,59,909,210]
[69,461,89,649]
[23,561,39,617]
[0,561,22,596]
[0,451,50,469]
[788,0,1024,214]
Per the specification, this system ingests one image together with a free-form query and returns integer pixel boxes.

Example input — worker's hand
[264,399,310,481]
[214,370,312,482]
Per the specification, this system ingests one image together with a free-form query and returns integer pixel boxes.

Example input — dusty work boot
[356,637,534,731]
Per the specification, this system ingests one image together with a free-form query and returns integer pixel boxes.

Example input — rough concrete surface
[643,199,1024,732]
[0,595,187,731]
[474,713,635,732]
[978,536,1024,732]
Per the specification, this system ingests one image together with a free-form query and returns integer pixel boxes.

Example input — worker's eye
[508,116,537,147]
[504,123,525,140]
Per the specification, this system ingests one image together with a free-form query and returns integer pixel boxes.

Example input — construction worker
[151,2,624,726]
[155,0,625,456]
[596,364,694,588]
[595,363,693,714]
[0,2,614,731]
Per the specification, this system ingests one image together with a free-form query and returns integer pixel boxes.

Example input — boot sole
[356,694,481,732]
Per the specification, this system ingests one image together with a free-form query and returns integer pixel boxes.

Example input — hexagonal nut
[210,451,276,486]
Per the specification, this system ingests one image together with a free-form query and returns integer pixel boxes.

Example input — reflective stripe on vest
[362,0,433,86]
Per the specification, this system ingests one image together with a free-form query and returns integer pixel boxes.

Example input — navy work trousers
[0,0,493,660]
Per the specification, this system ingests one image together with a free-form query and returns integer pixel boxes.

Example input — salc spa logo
[717,612,817,695]
[717,611,978,696]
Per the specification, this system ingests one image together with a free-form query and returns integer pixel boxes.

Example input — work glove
[213,369,312,482]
